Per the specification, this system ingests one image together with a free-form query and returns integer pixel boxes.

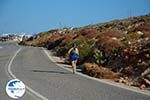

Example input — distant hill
[20,14,150,90]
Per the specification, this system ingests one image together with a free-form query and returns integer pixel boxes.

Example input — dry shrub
[82,63,118,79]
[54,33,79,56]
[27,34,51,46]
[79,28,100,39]
[61,33,77,45]
[135,23,150,31]
[101,30,125,38]
[44,33,63,48]
[26,33,64,48]
[96,36,123,56]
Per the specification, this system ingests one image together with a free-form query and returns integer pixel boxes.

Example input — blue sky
[0,0,150,35]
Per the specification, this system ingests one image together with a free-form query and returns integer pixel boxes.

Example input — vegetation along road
[0,42,150,100]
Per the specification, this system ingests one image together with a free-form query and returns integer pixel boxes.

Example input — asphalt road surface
[0,42,150,100]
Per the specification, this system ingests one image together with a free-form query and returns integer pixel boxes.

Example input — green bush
[125,32,142,41]
[74,36,92,64]
[93,49,105,65]
[55,35,92,64]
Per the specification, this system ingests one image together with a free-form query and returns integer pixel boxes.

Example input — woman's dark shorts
[70,54,79,61]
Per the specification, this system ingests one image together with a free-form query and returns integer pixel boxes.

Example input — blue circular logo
[6,79,26,99]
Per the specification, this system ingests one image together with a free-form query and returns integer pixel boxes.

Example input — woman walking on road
[67,44,79,74]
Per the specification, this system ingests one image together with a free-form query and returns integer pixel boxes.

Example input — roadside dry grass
[82,63,118,79]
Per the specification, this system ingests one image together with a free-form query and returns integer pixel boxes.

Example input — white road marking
[0,46,3,49]
[44,49,150,96]
[7,47,49,100]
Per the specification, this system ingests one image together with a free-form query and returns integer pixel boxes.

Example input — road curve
[1,43,150,100]
[0,42,35,100]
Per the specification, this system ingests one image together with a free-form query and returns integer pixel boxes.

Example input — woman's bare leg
[72,61,76,74]
[74,60,77,73]
[72,60,77,74]
[71,61,74,74]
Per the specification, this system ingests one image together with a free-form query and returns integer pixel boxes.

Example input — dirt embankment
[20,14,150,90]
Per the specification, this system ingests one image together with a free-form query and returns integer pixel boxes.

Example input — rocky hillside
[20,14,150,90]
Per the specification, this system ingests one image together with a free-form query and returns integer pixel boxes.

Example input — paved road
[0,42,150,100]
[0,42,33,100]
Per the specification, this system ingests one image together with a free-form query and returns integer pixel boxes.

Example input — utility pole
[59,21,62,29]
[128,9,133,18]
